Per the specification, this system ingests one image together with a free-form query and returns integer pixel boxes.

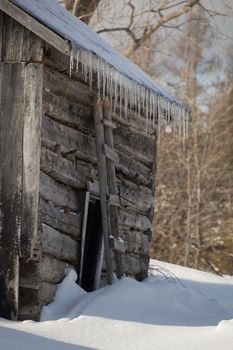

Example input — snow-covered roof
[8,0,189,133]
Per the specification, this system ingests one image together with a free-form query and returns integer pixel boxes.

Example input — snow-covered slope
[1,260,233,350]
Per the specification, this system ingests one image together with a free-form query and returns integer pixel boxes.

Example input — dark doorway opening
[80,195,103,292]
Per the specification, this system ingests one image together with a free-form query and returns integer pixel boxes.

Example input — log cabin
[0,0,189,321]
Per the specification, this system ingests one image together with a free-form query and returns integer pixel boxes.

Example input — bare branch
[124,0,200,58]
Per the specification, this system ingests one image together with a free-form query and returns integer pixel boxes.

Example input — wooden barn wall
[0,12,44,321]
[18,45,157,320]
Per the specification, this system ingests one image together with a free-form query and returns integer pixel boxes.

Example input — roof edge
[0,0,70,55]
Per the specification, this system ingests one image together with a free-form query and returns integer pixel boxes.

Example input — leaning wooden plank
[20,63,43,258]
[103,99,124,278]
[94,99,113,285]
[79,191,90,284]
[0,62,25,320]
[42,223,79,263]
[0,0,69,55]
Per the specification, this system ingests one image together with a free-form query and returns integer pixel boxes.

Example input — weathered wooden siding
[36,46,157,301]
[0,13,156,320]
[0,12,43,320]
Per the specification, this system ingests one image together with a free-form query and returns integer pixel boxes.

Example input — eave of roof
[1,0,189,136]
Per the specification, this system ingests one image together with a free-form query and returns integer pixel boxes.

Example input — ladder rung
[103,119,116,129]
[104,145,119,163]
[109,236,125,253]
[108,194,120,207]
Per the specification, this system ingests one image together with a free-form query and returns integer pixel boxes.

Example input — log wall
[0,14,157,320]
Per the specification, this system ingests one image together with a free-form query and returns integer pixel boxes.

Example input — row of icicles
[70,45,190,142]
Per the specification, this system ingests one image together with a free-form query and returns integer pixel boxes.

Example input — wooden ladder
[94,98,124,285]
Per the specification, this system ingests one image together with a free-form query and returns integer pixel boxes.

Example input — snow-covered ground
[1,259,233,350]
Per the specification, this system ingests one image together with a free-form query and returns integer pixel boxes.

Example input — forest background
[60,0,233,275]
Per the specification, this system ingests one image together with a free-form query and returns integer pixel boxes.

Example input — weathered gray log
[41,223,79,263]
[42,114,97,164]
[114,124,155,165]
[119,178,153,214]
[41,147,94,189]
[40,255,71,283]
[0,62,25,320]
[123,254,149,277]
[121,230,149,255]
[43,90,93,133]
[116,151,153,186]
[42,112,153,187]
[40,198,82,239]
[40,172,82,212]
[103,100,124,277]
[38,282,57,304]
[94,99,113,285]
[43,46,156,136]
[21,63,43,258]
[44,45,88,83]
[119,209,151,232]
[20,254,69,285]
[44,65,93,105]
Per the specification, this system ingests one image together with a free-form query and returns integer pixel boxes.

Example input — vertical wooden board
[0,62,25,320]
[20,63,43,258]
[1,13,24,61]
[0,11,3,60]
[21,29,44,62]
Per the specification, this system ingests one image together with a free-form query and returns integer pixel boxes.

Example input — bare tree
[59,0,101,24]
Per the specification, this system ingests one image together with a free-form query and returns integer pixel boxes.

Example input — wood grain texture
[42,223,79,263]
[39,172,82,212]
[0,62,25,320]
[94,99,113,285]
[103,100,124,277]
[40,198,82,239]
[21,63,43,258]
[1,13,43,62]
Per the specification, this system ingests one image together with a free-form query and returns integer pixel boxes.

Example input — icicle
[67,46,189,142]
[75,49,80,73]
[88,53,93,89]
[119,74,122,118]
[69,44,75,77]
